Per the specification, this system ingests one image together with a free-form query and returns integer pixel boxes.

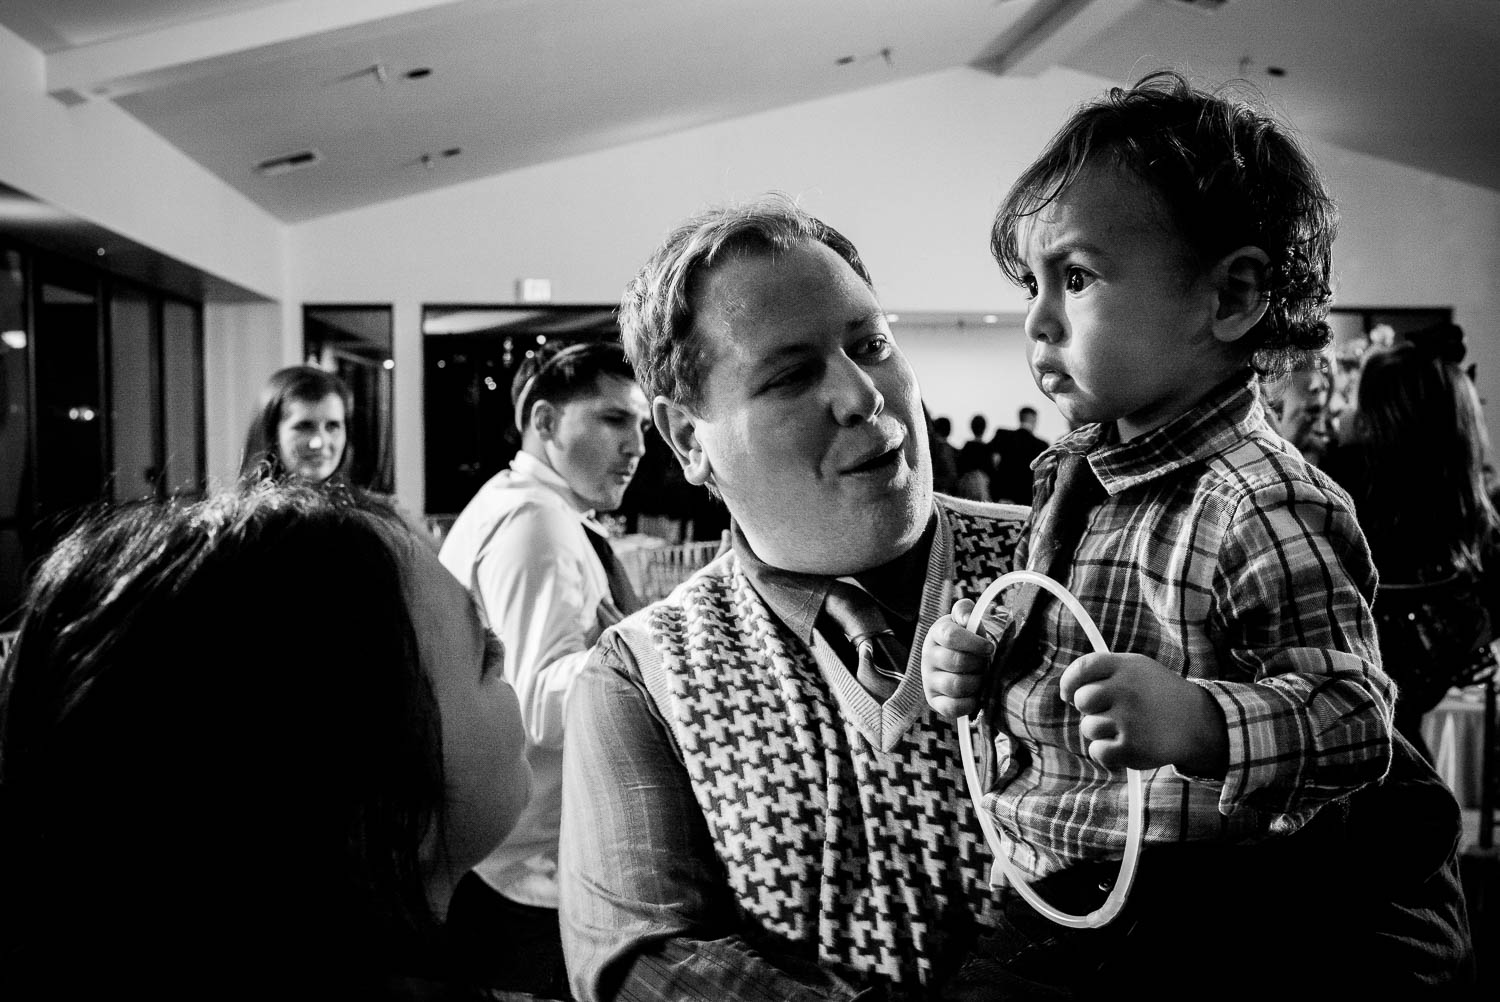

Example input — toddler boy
[923,72,1472,998]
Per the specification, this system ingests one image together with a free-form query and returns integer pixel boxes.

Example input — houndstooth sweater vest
[615,499,1028,998]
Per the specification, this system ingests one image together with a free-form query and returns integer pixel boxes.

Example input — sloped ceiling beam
[971,0,1145,77]
[46,0,479,105]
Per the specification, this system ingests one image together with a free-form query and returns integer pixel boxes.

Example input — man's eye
[853,334,892,361]
[766,365,813,390]
[1065,267,1093,293]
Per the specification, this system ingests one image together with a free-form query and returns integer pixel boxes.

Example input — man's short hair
[991,70,1338,378]
[619,192,873,410]
[511,339,636,432]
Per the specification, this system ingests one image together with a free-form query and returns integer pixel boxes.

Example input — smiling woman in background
[0,482,531,999]
[240,364,353,485]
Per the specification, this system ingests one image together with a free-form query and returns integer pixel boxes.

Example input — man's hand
[922,598,996,720]
[1059,653,1228,777]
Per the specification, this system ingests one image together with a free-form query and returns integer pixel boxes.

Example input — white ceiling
[5,0,1498,224]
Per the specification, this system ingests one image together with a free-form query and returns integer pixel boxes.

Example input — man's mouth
[844,446,902,475]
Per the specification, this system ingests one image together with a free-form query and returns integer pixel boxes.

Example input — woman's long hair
[1344,336,1498,575]
[239,364,355,482]
[0,483,444,994]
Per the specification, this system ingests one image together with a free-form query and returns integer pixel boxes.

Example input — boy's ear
[1210,245,1271,344]
[654,397,714,487]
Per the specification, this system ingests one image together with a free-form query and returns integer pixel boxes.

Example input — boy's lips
[1036,367,1071,395]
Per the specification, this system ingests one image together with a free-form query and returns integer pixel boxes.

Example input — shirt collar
[508,449,595,518]
[1038,373,1267,496]
[731,509,937,645]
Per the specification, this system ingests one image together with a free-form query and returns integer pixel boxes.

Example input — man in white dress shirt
[439,339,651,999]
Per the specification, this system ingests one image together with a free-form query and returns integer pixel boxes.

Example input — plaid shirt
[985,375,1394,878]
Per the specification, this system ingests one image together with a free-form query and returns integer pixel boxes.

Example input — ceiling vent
[254,149,322,177]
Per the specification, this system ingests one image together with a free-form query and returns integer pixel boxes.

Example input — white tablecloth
[1421,686,1490,809]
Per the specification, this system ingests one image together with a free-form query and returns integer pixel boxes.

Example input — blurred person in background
[926,405,961,495]
[988,405,1048,504]
[1269,353,1336,467]
[438,340,650,1001]
[1323,331,1500,762]
[239,364,352,485]
[955,412,995,500]
[0,483,531,1000]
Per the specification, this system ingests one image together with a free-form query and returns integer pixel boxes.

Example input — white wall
[1315,143,1500,409]
[0,25,285,300]
[895,317,1065,445]
[203,301,288,487]
[9,28,1495,513]
[290,63,1500,515]
[287,67,1113,512]
[0,23,291,489]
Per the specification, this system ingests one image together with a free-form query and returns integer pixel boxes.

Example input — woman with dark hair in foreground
[0,483,531,999]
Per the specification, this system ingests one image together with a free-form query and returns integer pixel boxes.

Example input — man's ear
[1210,245,1271,344]
[654,396,713,487]
[531,399,558,440]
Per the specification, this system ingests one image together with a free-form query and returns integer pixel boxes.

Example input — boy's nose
[1024,299,1064,344]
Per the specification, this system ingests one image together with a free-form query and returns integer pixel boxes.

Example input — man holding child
[559,73,1473,1001]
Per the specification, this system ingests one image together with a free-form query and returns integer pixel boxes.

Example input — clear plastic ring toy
[957,569,1145,929]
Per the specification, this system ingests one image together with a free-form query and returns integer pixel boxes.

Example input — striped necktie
[822,579,907,702]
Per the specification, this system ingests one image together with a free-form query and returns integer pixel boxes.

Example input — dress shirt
[558,510,981,1002]
[438,450,618,908]
[986,374,1394,878]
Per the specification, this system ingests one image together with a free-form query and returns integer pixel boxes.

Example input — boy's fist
[921,598,997,720]
[1059,652,1228,777]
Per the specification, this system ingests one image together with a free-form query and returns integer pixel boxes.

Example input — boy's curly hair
[991,70,1337,378]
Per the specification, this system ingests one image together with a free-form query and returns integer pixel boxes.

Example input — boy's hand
[922,598,997,720]
[1059,653,1229,777]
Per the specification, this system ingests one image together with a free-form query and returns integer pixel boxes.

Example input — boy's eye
[1017,274,1038,300]
[1065,267,1094,293]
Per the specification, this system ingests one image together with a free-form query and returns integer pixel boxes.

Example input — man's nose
[623,423,647,457]
[830,358,885,426]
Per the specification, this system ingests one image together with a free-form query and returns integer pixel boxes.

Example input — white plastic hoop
[957,569,1145,929]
